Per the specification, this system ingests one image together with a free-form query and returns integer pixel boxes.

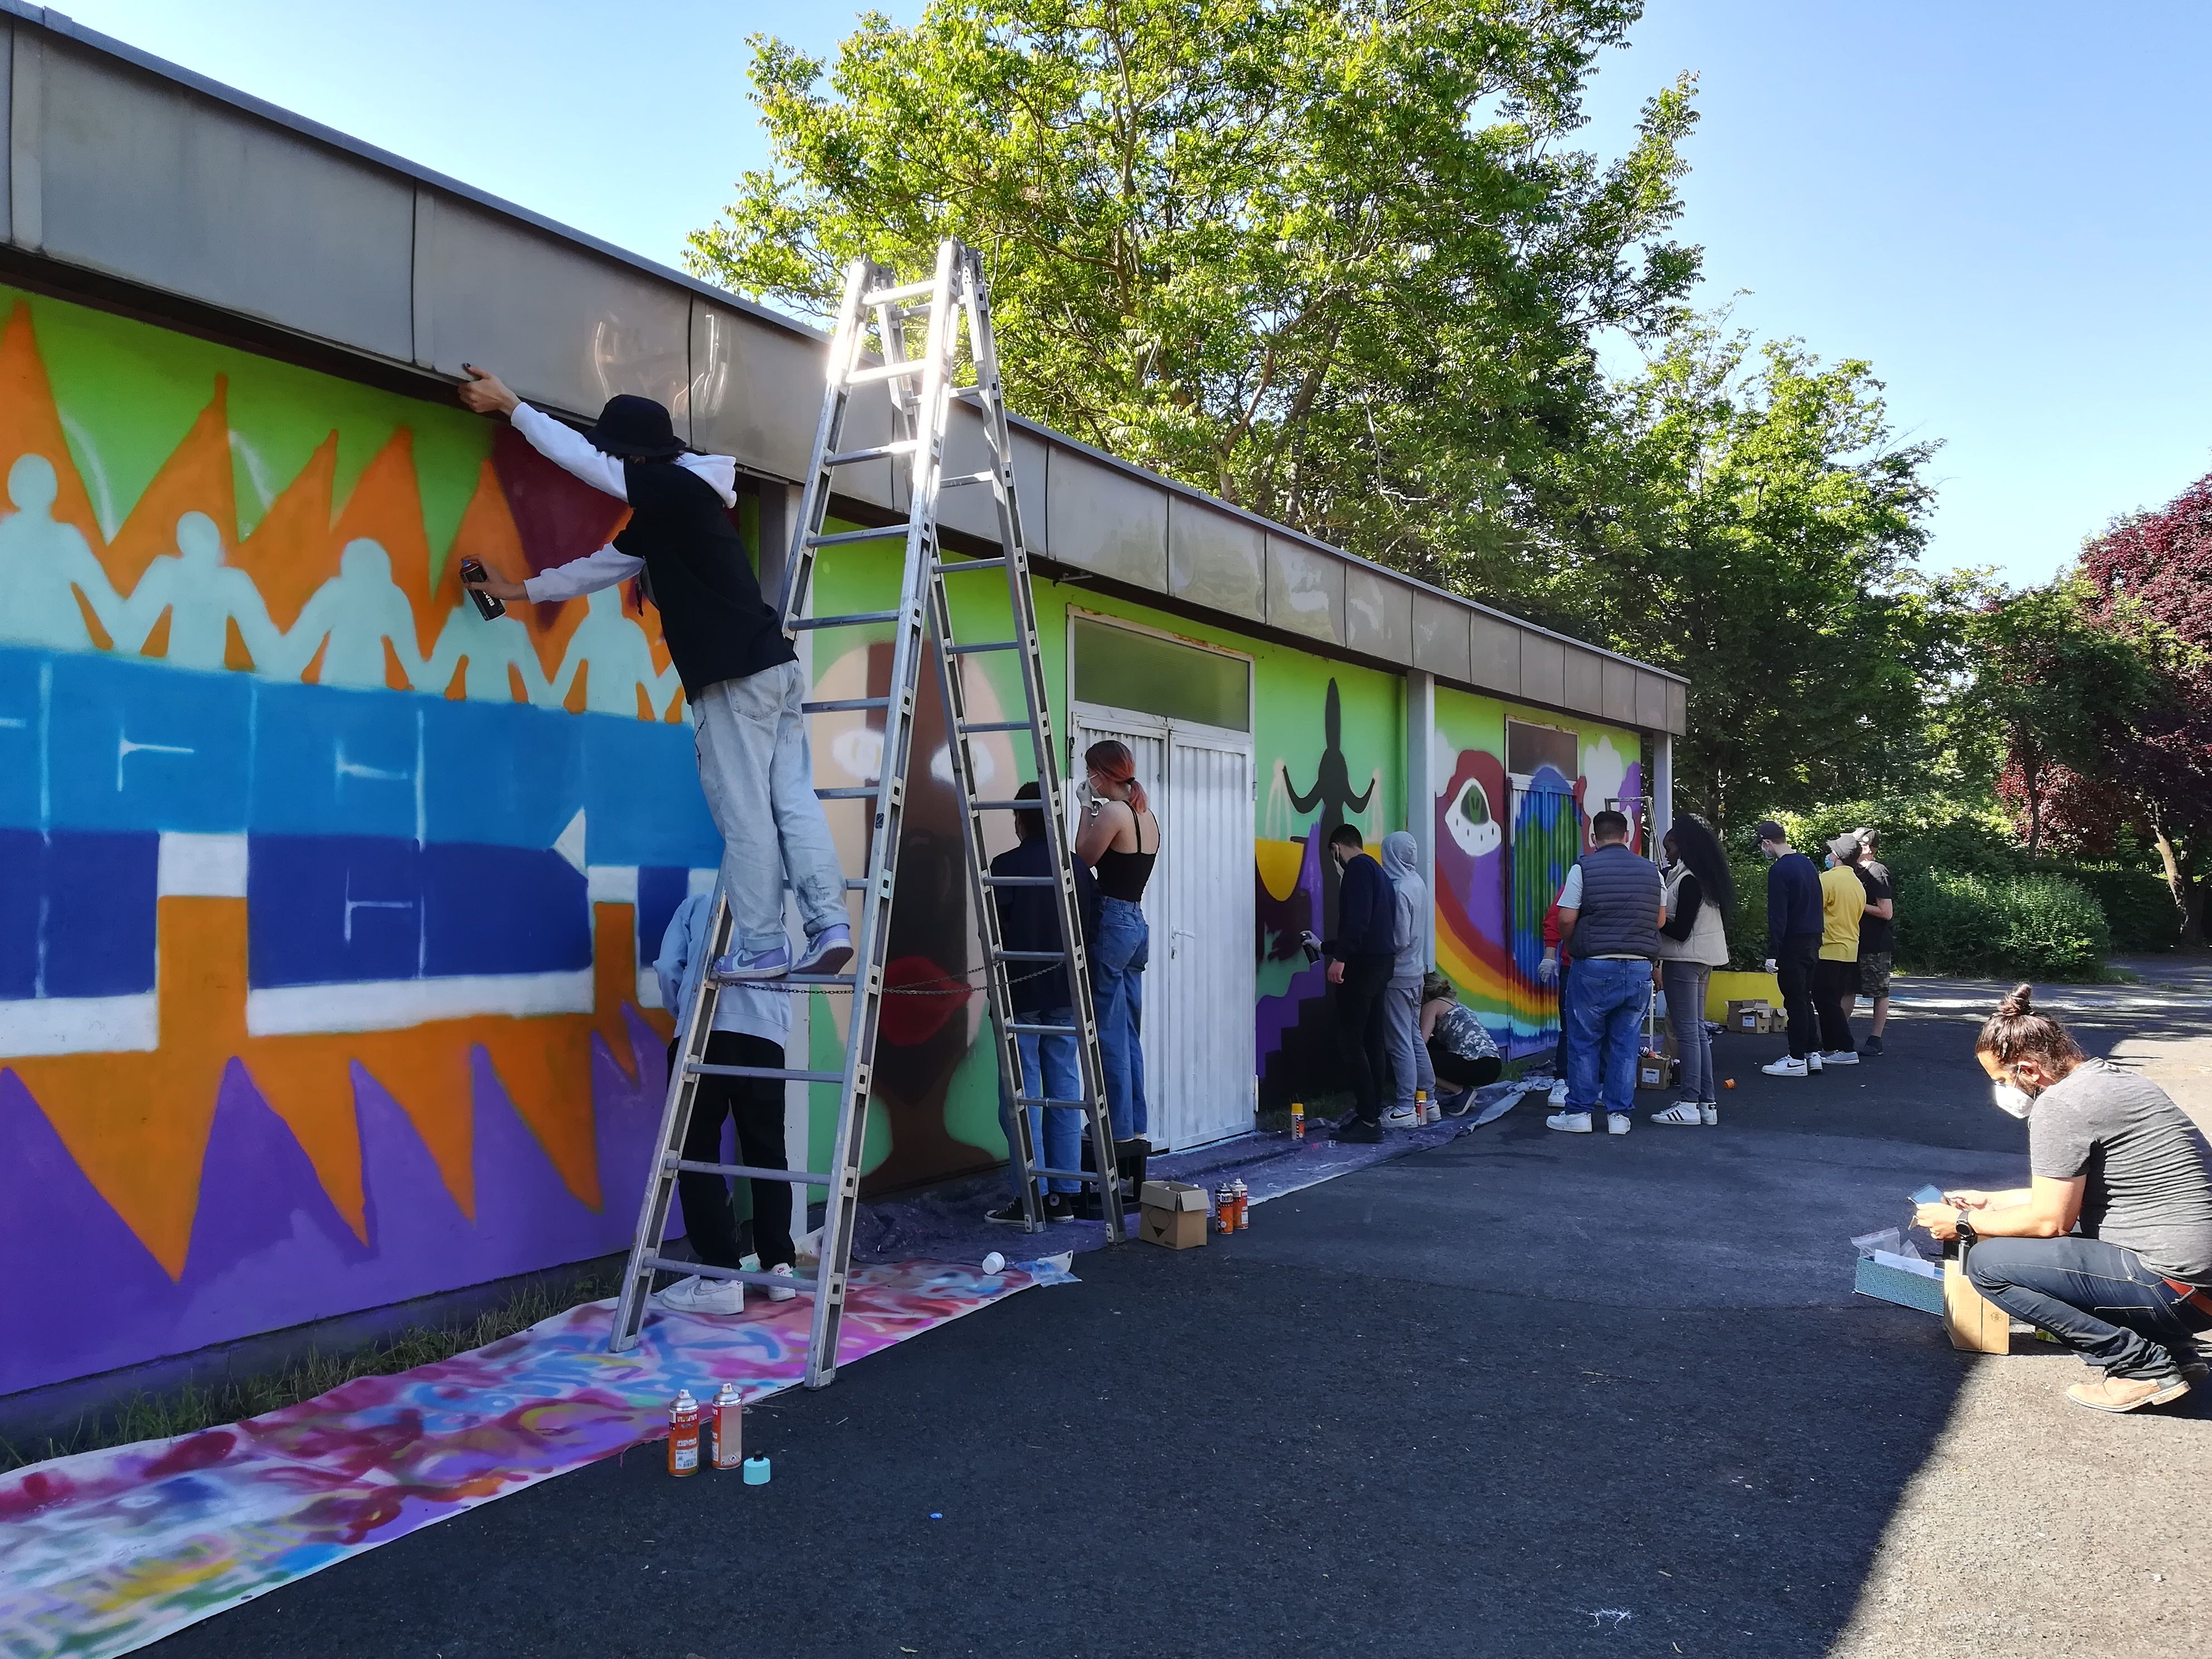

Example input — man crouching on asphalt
[457,368,851,985]
[1915,985,2212,1413]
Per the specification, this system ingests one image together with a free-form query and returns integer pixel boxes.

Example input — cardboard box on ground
[1725,999,1778,1035]
[1138,1181,1208,1249]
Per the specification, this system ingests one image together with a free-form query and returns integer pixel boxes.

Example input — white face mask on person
[1991,1081,2036,1119]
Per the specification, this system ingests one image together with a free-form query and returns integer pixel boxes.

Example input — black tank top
[1095,846,1156,903]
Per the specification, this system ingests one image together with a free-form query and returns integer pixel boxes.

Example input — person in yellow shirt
[1815,832,1869,1064]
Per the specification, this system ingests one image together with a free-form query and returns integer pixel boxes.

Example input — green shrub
[1893,870,2110,981]
[1724,854,1768,970]
[2061,866,2180,954]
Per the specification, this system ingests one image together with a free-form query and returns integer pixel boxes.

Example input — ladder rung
[785,972,859,987]
[983,875,1055,887]
[947,639,1021,655]
[940,472,997,488]
[824,440,920,467]
[848,358,930,385]
[1030,1167,1112,1185]
[686,1061,847,1083]
[643,1255,821,1294]
[671,1158,834,1184]
[806,526,911,550]
[952,385,987,402]
[958,719,1032,734]
[1007,1021,1079,1035]
[864,280,938,305]
[803,696,891,714]
[816,785,879,799]
[1012,1099,1095,1110]
[970,798,1042,811]
[996,949,1066,962]
[937,557,1007,573]
[790,609,901,629]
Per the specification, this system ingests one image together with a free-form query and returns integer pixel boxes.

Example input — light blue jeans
[1566,956,1648,1118]
[1091,896,1149,1139]
[692,659,848,952]
[996,1005,1082,1195]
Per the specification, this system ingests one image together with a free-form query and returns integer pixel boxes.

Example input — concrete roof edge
[7,2,1685,697]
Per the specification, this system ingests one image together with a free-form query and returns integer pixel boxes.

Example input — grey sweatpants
[1384,976,1434,1110]
[692,659,848,952]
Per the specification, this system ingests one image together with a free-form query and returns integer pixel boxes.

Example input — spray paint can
[711,1382,743,1472]
[1290,1100,1306,1142]
[1215,1183,1235,1233]
[458,557,506,620]
[1232,1177,1250,1230]
[667,1389,701,1478]
[1417,1088,1433,1126]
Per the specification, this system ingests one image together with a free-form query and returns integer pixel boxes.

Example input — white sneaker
[1546,1109,1593,1134]
[766,1262,798,1303]
[1699,1101,1719,1126]
[1547,1079,1570,1109]
[656,1274,743,1316]
[1806,1051,1825,1074]
[1762,1055,1808,1078]
[1822,1049,1860,1067]
[1607,1112,1631,1136]
[1650,1102,1704,1126]
[1383,1104,1419,1129]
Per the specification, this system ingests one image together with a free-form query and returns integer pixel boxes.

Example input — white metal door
[1074,707,1254,1151]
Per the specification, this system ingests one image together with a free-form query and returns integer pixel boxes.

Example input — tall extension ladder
[609,237,1127,1389]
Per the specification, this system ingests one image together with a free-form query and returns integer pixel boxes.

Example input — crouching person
[651,892,801,1314]
[1915,985,2212,1413]
[1419,971,1502,1115]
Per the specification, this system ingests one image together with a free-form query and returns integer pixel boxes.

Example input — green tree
[688,0,1699,594]
[1557,322,1957,828]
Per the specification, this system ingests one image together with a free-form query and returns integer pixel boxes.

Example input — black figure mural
[1280,679,1374,939]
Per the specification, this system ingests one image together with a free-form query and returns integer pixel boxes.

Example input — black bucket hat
[584,394,688,459]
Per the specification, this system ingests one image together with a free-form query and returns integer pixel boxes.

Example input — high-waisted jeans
[1090,896,1149,1139]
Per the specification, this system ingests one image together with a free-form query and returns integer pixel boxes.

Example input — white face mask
[1991,1081,2036,1119]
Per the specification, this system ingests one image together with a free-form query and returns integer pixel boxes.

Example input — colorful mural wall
[0,287,725,1396]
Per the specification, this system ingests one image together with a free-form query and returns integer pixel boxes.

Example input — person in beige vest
[1650,814,1732,1126]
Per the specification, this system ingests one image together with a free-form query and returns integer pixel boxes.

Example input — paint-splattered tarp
[0,1260,1033,1659]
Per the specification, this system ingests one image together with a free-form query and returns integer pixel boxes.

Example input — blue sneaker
[712,943,790,982]
[794,923,853,976]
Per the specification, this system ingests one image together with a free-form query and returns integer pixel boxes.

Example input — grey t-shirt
[2029,1059,2212,1284]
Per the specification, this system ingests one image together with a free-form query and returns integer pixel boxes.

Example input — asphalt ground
[147,974,2212,1659]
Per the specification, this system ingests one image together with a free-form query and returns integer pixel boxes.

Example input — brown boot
[2065,1373,2192,1413]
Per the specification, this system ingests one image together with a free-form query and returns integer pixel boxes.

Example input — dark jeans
[667,1032,795,1270]
[1774,932,1820,1059]
[1551,958,1573,1079]
[1334,957,1394,1124]
[1967,1235,2212,1379]
[1813,958,1857,1055]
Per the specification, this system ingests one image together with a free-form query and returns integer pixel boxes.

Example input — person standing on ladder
[456,369,851,982]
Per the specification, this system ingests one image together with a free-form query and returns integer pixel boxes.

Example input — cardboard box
[1725,999,1775,1034]
[1636,1052,1671,1090]
[1854,1251,1946,1316]
[1944,1248,2010,1353]
[1137,1180,1209,1250]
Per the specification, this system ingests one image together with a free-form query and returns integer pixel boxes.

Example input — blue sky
[57,1,2212,588]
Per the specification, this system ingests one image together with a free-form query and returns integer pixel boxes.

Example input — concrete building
[0,3,1685,1405]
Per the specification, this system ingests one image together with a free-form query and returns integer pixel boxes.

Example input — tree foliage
[689,0,1699,593]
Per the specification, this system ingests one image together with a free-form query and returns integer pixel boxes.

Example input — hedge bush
[1893,870,2110,982]
[2056,866,2179,954]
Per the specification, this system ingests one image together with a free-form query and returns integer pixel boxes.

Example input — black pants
[1812,958,1857,1055]
[1335,958,1394,1124]
[666,1033,795,1270]
[1774,932,1821,1060]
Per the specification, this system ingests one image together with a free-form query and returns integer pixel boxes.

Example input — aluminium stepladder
[609,237,1127,1389]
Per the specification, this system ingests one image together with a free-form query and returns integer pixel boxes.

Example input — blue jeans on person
[1091,896,1149,1139]
[993,1003,1082,1196]
[1966,1235,2212,1380]
[1551,959,1574,1079]
[1565,957,1648,1118]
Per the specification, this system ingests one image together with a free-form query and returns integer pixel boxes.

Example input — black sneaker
[1044,1192,1076,1224]
[1333,1118,1385,1144]
[1861,1035,1885,1057]
[983,1198,1031,1226]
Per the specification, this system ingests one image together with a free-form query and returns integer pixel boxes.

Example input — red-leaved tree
[2077,470,2212,944]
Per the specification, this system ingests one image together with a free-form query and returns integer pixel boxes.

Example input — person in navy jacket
[1322,823,1397,1143]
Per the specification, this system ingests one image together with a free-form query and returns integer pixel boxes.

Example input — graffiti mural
[0,288,725,1396]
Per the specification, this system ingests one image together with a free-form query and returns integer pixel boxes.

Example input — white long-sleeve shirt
[511,402,741,604]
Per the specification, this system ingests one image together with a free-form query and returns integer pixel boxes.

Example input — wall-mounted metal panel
[1666,678,1687,737]
[1343,565,1411,664]
[1011,429,1050,556]
[414,192,688,421]
[688,294,825,483]
[1635,669,1670,734]
[1167,494,1264,624]
[1264,532,1345,646]
[1601,658,1637,725]
[1562,647,1603,720]
[1519,633,1566,711]
[1,26,16,239]
[32,41,414,357]
[1046,445,1168,591]
[1410,591,1471,682]
[1467,611,1521,697]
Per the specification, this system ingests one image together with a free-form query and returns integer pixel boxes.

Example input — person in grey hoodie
[1380,831,1433,1126]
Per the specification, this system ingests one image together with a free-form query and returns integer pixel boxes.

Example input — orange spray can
[667,1389,701,1477]
[711,1382,744,1471]
[1290,1100,1306,1142]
